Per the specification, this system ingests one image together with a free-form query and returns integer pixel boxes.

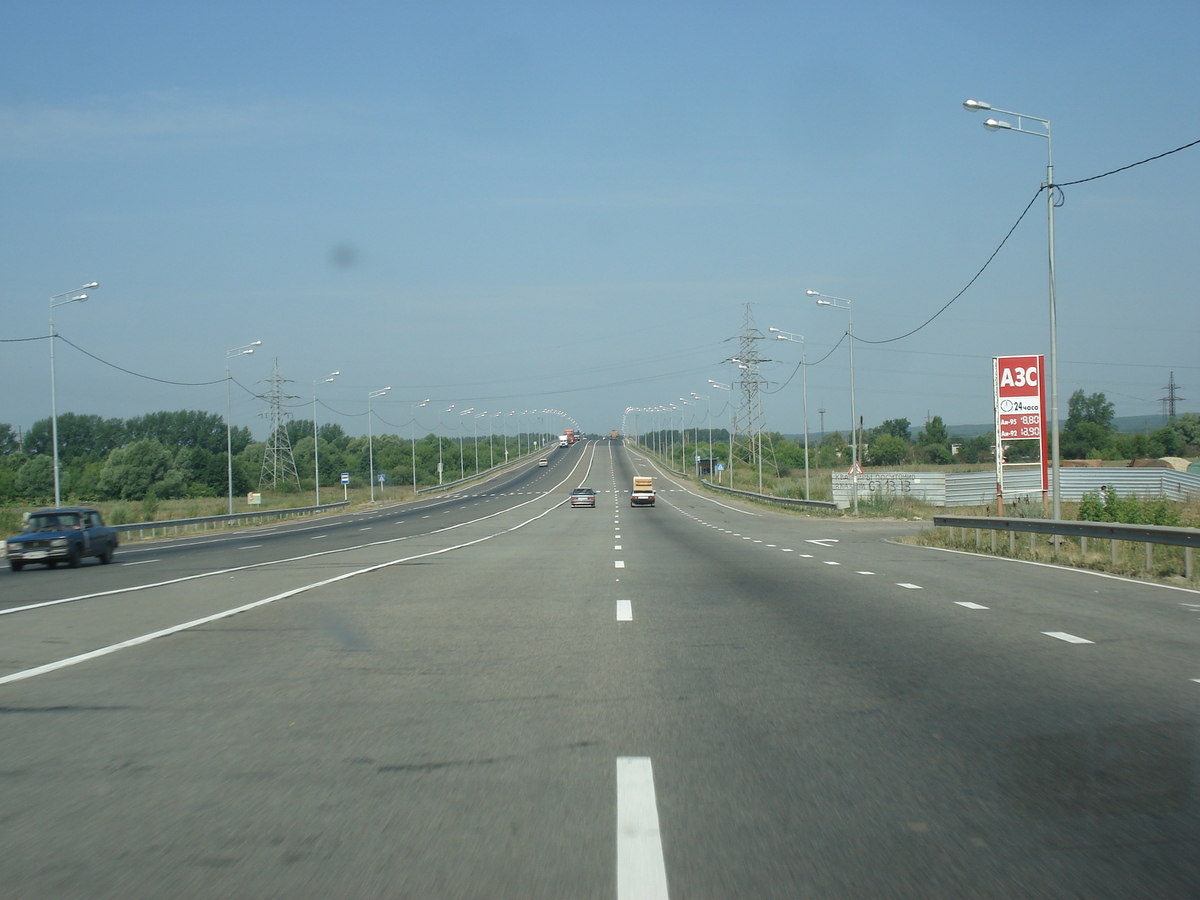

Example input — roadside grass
[906,496,1200,588]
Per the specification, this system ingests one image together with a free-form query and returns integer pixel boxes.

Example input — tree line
[0,410,547,506]
[641,391,1200,475]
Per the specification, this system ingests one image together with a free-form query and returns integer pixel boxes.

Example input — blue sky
[2,1,1197,442]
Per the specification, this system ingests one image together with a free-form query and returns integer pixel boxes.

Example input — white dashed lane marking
[897,583,923,590]
[617,600,633,622]
[956,602,989,610]
[823,561,840,566]
[1043,631,1094,644]
[616,757,670,900]
[615,561,625,568]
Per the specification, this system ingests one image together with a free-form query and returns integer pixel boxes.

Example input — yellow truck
[631,476,655,507]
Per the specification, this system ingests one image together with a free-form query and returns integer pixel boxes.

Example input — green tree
[14,455,54,501]
[872,418,911,441]
[99,439,179,501]
[125,410,229,453]
[24,413,124,462]
[917,416,948,446]
[1064,390,1115,431]
[866,433,908,466]
[1061,390,1116,459]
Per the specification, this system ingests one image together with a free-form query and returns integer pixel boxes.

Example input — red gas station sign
[993,355,1048,493]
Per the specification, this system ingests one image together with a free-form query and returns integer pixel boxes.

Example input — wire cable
[1057,137,1200,187]
[847,136,1199,348]
[56,334,226,386]
[854,189,1042,346]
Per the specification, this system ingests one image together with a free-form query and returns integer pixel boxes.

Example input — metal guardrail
[702,480,838,510]
[414,448,551,494]
[115,501,349,540]
[933,514,1199,578]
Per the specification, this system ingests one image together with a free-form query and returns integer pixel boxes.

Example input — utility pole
[1160,372,1184,424]
[258,358,301,490]
[728,303,778,493]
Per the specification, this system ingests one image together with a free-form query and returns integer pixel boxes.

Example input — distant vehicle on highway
[538,458,549,467]
[5,507,119,571]
[631,476,655,507]
[569,487,597,508]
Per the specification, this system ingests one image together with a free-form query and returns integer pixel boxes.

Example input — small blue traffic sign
[340,472,350,484]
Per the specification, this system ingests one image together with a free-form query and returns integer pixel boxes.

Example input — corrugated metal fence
[833,467,1200,509]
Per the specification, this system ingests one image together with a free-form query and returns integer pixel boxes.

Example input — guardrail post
[1145,542,1153,571]
[991,529,996,553]
[975,528,981,548]
[1111,539,1118,565]
[1187,547,1194,580]
[1009,531,1015,555]
[1080,535,1087,555]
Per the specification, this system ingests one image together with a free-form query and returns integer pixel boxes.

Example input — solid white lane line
[617,600,633,622]
[615,561,625,568]
[120,559,160,567]
[238,545,263,551]
[955,601,989,610]
[897,583,923,589]
[310,535,328,540]
[1043,631,1094,644]
[0,485,575,685]
[616,757,670,900]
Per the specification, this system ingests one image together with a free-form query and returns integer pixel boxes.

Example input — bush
[1078,488,1181,527]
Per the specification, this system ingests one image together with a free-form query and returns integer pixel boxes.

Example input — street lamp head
[805,290,819,297]
[768,326,780,333]
[815,298,832,307]
[984,118,1012,131]
[82,282,99,289]
[72,294,88,302]
[330,371,340,377]
[962,99,991,112]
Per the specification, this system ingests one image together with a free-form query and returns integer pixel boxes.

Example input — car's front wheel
[9,560,23,572]
[68,547,82,568]
[99,544,114,565]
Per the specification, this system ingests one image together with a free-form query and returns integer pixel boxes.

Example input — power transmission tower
[259,357,301,490]
[728,303,778,491]
[1160,372,1184,423]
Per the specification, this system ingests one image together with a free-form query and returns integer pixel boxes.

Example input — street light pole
[963,98,1061,520]
[440,405,453,485]
[770,328,811,501]
[411,399,429,492]
[458,408,473,480]
[48,283,98,508]
[225,340,262,515]
[808,290,857,514]
[708,380,733,485]
[474,412,485,474]
[368,387,390,503]
[312,371,339,507]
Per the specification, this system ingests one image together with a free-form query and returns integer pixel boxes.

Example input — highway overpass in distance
[2,439,1198,898]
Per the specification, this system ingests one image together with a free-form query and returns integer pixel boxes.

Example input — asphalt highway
[1,439,1198,898]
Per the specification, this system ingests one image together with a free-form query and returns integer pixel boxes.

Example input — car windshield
[24,513,80,533]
